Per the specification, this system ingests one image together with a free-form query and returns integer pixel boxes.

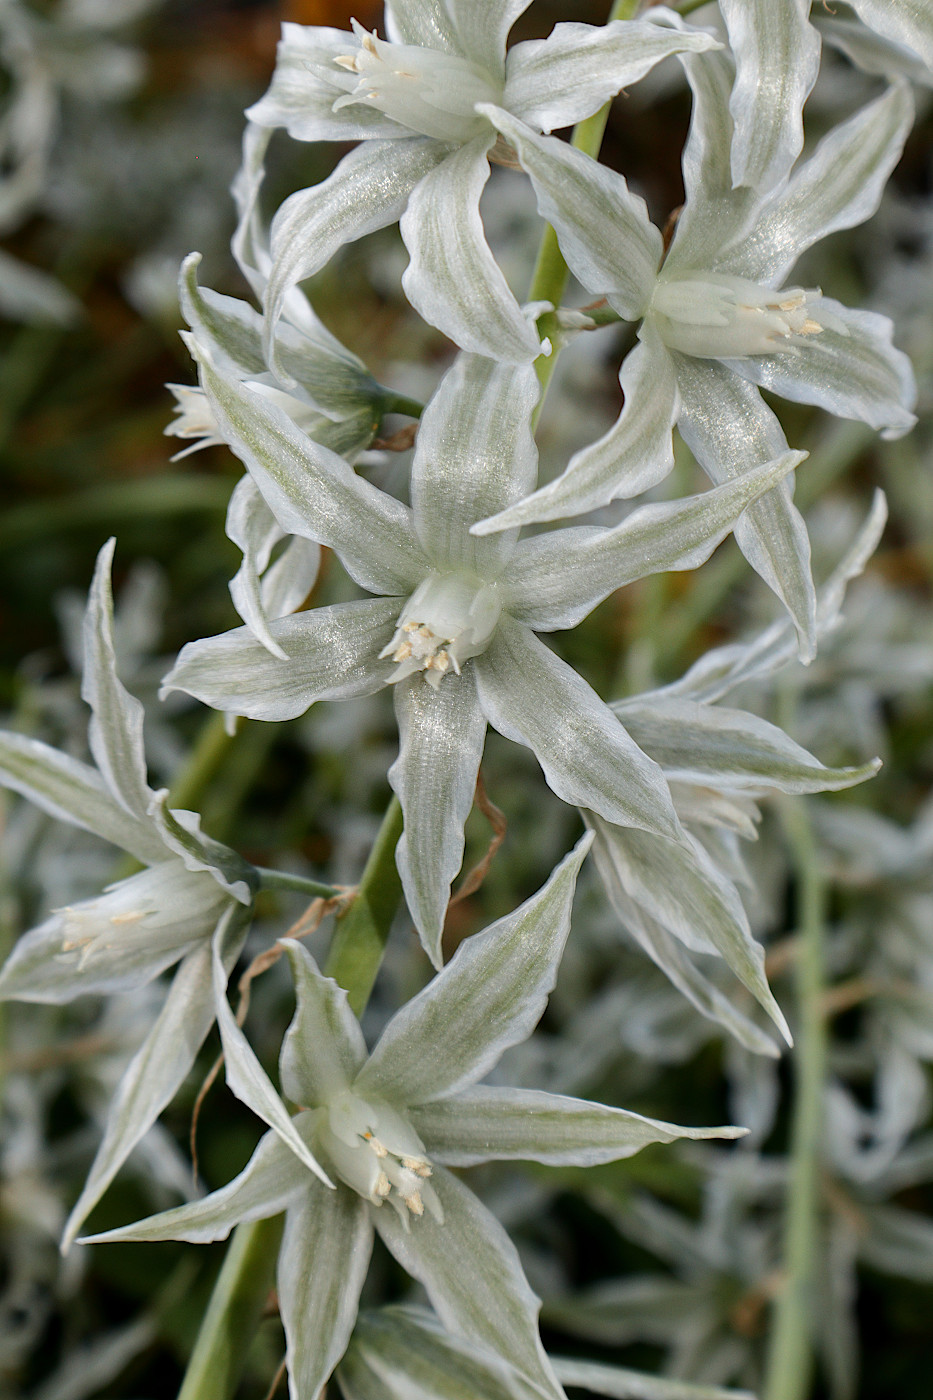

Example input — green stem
[176,1214,284,1400]
[255,867,341,900]
[380,391,425,419]
[324,794,405,1016]
[169,711,240,813]
[528,0,642,419]
[762,790,828,1400]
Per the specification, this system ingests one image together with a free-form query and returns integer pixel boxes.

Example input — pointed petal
[606,892,780,1056]
[720,0,821,193]
[552,1356,757,1400]
[411,353,539,574]
[412,1086,744,1166]
[374,1167,564,1400]
[384,1,462,52]
[389,670,486,967]
[481,106,660,319]
[82,540,156,823]
[848,0,933,70]
[503,18,719,133]
[400,135,542,363]
[445,0,531,75]
[278,1182,372,1400]
[672,355,817,658]
[210,915,333,1187]
[664,51,762,275]
[0,730,162,866]
[79,1126,311,1245]
[265,138,448,373]
[719,83,915,284]
[161,599,400,722]
[247,24,407,141]
[62,941,222,1249]
[278,940,368,1106]
[613,696,881,794]
[194,344,426,596]
[178,253,265,377]
[474,618,682,840]
[226,475,320,660]
[231,122,273,297]
[355,836,591,1105]
[724,299,917,440]
[148,797,256,904]
[472,335,677,531]
[503,452,802,631]
[340,1306,534,1400]
[586,811,790,1042]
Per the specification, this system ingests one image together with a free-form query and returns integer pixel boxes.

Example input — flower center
[380,572,502,689]
[649,271,834,359]
[332,20,501,144]
[318,1091,443,1223]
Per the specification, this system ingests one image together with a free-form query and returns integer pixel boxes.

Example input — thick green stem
[324,794,405,1015]
[176,1214,284,1400]
[762,791,828,1400]
[528,0,642,420]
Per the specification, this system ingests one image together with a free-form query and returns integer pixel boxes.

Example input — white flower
[80,840,744,1400]
[243,3,718,366]
[470,63,916,658]
[162,335,800,989]
[0,540,256,1248]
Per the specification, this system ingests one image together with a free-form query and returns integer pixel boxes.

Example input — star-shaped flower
[245,2,718,366]
[80,839,744,1400]
[470,61,916,657]
[0,540,270,1248]
[163,293,800,991]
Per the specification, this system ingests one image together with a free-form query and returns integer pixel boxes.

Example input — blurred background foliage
[1,2,933,1398]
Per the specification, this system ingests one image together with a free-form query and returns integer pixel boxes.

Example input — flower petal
[278,1183,373,1400]
[389,670,487,968]
[671,355,817,658]
[278,940,369,1106]
[503,451,802,631]
[718,83,915,285]
[848,0,933,69]
[194,343,426,597]
[210,915,333,1187]
[78,1125,312,1245]
[161,599,399,722]
[62,939,230,1250]
[475,334,677,531]
[503,17,719,133]
[355,835,591,1105]
[373,1166,565,1400]
[412,1086,744,1166]
[0,730,162,866]
[445,0,532,76]
[226,476,320,660]
[720,0,821,193]
[664,51,762,275]
[82,540,156,824]
[586,813,790,1041]
[552,1356,757,1400]
[474,618,682,840]
[384,0,462,52]
[400,135,542,363]
[613,695,881,794]
[481,106,660,319]
[247,23,408,142]
[265,138,448,374]
[411,352,539,573]
[148,798,256,905]
[724,299,917,440]
[340,1306,534,1400]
